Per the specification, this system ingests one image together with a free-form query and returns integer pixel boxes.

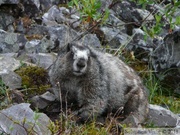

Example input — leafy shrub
[68,0,109,24]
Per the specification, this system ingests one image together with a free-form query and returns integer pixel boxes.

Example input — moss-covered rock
[15,66,50,96]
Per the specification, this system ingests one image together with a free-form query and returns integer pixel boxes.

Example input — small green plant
[0,78,11,109]
[130,0,180,37]
[0,78,7,97]
[142,66,180,113]
[68,0,109,24]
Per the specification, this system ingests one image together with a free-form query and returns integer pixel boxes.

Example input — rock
[38,37,55,53]
[112,0,154,24]
[0,29,27,53]
[26,25,78,53]
[46,25,78,52]
[111,1,136,23]
[151,29,180,94]
[0,54,21,71]
[26,25,48,35]
[30,96,49,110]
[22,0,41,17]
[0,13,15,32]
[100,26,130,48]
[107,13,125,30]
[127,28,153,60]
[40,91,56,102]
[100,0,112,9]
[147,104,179,127]
[0,0,20,5]
[25,40,41,53]
[42,5,61,26]
[42,5,80,28]
[111,0,154,35]
[79,34,101,48]
[0,103,52,135]
[27,53,57,69]
[30,91,56,110]
[0,70,22,90]
[134,8,154,22]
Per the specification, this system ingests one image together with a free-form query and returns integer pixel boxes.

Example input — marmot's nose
[77,59,86,68]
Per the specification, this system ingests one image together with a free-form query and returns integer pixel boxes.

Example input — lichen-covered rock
[151,29,180,94]
[0,103,52,135]
[0,29,27,53]
[0,13,15,32]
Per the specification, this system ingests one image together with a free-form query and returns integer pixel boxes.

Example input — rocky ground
[0,0,180,134]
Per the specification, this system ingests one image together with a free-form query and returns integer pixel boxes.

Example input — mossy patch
[15,66,50,96]
[150,95,180,114]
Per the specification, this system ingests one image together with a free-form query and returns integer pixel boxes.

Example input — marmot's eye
[71,52,74,55]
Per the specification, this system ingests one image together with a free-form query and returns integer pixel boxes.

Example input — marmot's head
[66,43,90,76]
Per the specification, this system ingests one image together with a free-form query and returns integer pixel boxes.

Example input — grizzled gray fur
[49,42,149,127]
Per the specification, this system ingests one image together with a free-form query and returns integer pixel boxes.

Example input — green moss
[15,66,50,96]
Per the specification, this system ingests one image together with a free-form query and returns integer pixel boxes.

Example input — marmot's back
[89,47,147,109]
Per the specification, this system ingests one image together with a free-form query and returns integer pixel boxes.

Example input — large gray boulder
[0,103,52,135]
[151,29,180,94]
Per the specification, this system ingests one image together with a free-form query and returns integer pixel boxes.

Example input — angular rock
[151,29,180,94]
[26,25,78,53]
[22,0,41,17]
[107,13,125,30]
[30,91,56,110]
[100,0,112,9]
[46,25,78,52]
[0,13,15,32]
[39,0,53,11]
[0,70,22,90]
[0,29,27,53]
[42,5,80,28]
[40,91,56,102]
[134,8,154,22]
[42,5,61,26]
[0,103,52,135]
[24,40,40,53]
[147,104,179,127]
[0,0,20,5]
[0,54,21,71]
[100,26,129,48]
[27,53,57,69]
[30,95,49,110]
[127,28,153,60]
[112,1,154,25]
[79,34,101,48]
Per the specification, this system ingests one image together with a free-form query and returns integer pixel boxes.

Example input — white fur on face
[72,46,89,61]
[72,46,90,76]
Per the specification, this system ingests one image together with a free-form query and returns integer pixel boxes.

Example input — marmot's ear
[67,43,73,52]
